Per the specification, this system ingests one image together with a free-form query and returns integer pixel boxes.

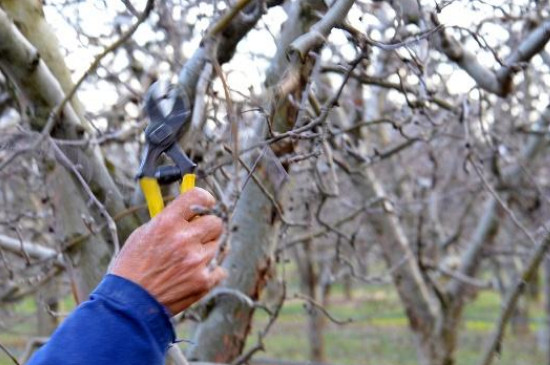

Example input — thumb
[161,187,216,222]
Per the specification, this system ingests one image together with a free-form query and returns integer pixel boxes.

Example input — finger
[180,215,223,244]
[207,266,228,288]
[172,267,228,313]
[207,241,230,265]
[162,188,216,221]
[200,239,222,264]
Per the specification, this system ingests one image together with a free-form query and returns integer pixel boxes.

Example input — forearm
[28,274,175,365]
[27,188,225,364]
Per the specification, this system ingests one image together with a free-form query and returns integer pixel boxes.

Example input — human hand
[110,188,226,315]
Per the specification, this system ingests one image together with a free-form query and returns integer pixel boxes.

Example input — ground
[0,284,546,364]
[237,286,546,365]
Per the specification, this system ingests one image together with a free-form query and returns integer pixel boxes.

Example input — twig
[279,204,367,253]
[224,146,302,227]
[213,60,240,196]
[342,22,444,51]
[14,226,31,265]
[0,340,19,365]
[201,288,271,314]
[469,155,538,248]
[293,293,353,325]
[207,0,254,38]
[232,281,286,365]
[339,254,408,285]
[477,228,550,365]
[52,0,154,134]
[50,141,119,254]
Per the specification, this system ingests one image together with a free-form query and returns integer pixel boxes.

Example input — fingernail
[190,204,210,215]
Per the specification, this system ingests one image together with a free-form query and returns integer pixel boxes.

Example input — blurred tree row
[1,1,550,365]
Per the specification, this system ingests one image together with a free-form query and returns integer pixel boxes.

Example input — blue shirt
[28,274,175,365]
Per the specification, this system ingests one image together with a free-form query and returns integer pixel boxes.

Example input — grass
[0,285,547,365]
[237,286,546,365]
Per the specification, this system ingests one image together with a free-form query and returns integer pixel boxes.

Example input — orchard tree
[1,1,550,365]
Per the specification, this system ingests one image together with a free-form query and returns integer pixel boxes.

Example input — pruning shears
[137,82,196,218]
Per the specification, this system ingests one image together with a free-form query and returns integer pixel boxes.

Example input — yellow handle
[140,177,164,218]
[180,173,196,193]
[141,174,196,218]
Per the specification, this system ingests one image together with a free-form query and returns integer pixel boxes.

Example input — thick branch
[187,0,336,361]
[0,234,63,266]
[0,7,82,131]
[0,4,140,241]
[434,16,550,97]
[350,167,439,334]
[179,0,267,99]
[288,0,355,60]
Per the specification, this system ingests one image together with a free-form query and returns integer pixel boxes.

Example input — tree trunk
[187,0,334,361]
[0,0,139,295]
[294,238,325,363]
[187,175,281,362]
[511,297,530,335]
[342,273,352,301]
[47,163,112,299]
[35,277,58,336]
[0,0,139,242]
[510,256,530,335]
[307,304,326,364]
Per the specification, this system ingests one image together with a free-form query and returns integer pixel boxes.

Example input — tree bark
[0,0,86,117]
[188,0,353,362]
[187,175,279,361]
[47,163,112,300]
[0,0,139,242]
[294,235,325,363]
[35,278,58,336]
[0,2,120,296]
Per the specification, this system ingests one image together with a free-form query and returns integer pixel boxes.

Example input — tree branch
[433,15,550,96]
[448,105,550,299]
[0,233,64,267]
[478,226,550,365]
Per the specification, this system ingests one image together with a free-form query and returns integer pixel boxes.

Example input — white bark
[0,2,139,241]
[188,0,354,361]
[0,233,63,266]
[434,16,550,97]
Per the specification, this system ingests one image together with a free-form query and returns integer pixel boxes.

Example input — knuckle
[195,188,216,205]
[196,271,210,288]
[179,228,200,244]
[184,188,215,207]
[151,212,173,232]
[211,216,223,231]
[190,215,223,239]
[203,246,216,261]
[185,252,203,267]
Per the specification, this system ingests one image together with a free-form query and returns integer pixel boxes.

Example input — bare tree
[2,2,550,365]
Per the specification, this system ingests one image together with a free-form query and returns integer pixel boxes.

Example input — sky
[40,0,547,124]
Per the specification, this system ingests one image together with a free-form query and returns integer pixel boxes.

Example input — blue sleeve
[28,274,175,365]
